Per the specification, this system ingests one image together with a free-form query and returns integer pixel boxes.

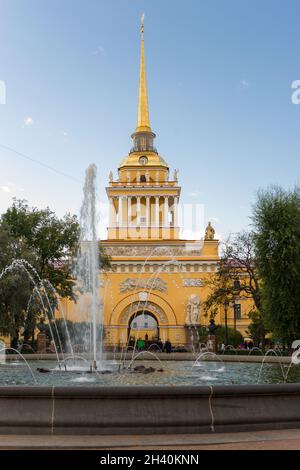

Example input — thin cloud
[23,116,34,126]
[0,186,11,193]
[0,182,24,194]
[92,45,106,57]
[187,190,202,197]
[240,79,250,90]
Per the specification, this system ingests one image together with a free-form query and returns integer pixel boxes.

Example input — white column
[127,196,131,227]
[137,196,141,225]
[118,196,123,227]
[146,196,150,226]
[155,196,160,226]
[109,197,116,227]
[164,196,169,227]
[173,196,178,227]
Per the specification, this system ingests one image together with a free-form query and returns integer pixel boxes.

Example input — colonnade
[109,195,178,227]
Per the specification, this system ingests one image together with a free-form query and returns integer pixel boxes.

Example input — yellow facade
[60,19,254,348]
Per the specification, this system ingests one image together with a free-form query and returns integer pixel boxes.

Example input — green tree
[246,311,269,348]
[0,199,110,347]
[1,199,80,298]
[203,231,267,346]
[197,325,243,348]
[215,326,243,348]
[204,232,261,310]
[253,186,300,346]
[0,226,38,347]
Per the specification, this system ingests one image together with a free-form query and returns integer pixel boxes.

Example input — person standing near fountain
[36,317,47,353]
[206,318,218,353]
[137,337,145,351]
[164,339,172,353]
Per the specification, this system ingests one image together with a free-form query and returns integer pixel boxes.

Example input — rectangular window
[234,304,242,320]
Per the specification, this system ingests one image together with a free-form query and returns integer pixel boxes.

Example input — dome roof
[119,151,168,169]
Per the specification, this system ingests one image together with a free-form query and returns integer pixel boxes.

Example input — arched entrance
[108,293,177,348]
[128,310,159,342]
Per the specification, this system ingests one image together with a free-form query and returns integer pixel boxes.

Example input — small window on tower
[141,175,146,182]
[141,137,146,150]
[139,156,148,165]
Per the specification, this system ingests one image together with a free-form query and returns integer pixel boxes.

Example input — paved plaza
[1,429,300,450]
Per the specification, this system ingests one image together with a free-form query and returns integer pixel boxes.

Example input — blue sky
[0,0,300,239]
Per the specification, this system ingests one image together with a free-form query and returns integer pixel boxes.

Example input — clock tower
[106,16,180,240]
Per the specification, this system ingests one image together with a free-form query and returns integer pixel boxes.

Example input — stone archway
[107,292,177,347]
[110,291,177,327]
[119,300,168,326]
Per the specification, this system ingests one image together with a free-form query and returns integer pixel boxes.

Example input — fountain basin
[1,383,300,435]
[1,360,299,386]
[1,352,293,363]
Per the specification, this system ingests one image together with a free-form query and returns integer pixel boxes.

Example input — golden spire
[136,13,152,133]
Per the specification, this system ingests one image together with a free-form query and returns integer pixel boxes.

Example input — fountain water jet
[75,164,103,371]
[257,349,286,383]
[192,351,225,367]
[0,259,63,367]
[0,348,37,384]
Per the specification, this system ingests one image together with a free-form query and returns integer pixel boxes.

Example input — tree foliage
[0,199,110,346]
[203,231,267,344]
[203,232,261,311]
[1,199,80,298]
[246,310,268,348]
[215,325,243,347]
[197,325,243,348]
[253,186,300,345]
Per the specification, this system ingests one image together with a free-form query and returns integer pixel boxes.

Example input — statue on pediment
[205,221,215,240]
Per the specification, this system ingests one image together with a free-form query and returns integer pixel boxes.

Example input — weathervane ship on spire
[141,12,145,34]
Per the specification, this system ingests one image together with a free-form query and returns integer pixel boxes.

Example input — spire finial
[141,13,145,34]
[135,13,151,133]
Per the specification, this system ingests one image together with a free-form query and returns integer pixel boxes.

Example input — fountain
[74,163,103,371]
[1,167,300,435]
[0,340,5,364]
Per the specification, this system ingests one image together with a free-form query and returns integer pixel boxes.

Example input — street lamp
[230,300,240,331]
[232,280,241,331]
[224,300,229,345]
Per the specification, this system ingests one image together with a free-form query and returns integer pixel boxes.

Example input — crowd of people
[220,340,254,352]
[128,336,173,353]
